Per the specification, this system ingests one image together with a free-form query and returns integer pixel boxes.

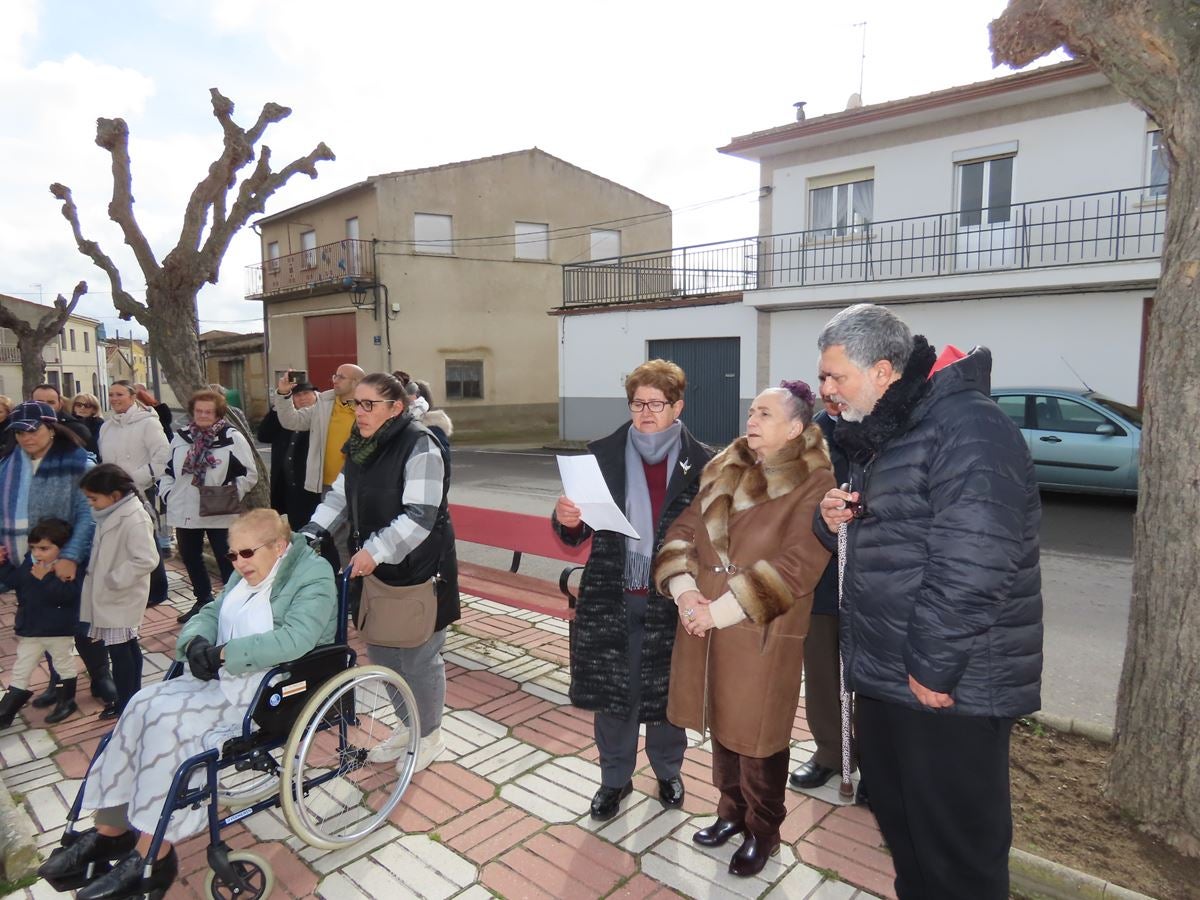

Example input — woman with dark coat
[655,381,834,877]
[553,360,712,821]
[304,373,459,774]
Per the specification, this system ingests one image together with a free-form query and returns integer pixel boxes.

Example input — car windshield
[1088,393,1142,427]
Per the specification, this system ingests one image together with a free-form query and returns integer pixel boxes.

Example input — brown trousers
[804,613,857,771]
[712,738,791,839]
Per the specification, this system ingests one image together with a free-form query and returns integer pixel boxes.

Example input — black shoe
[589,782,632,821]
[45,678,78,724]
[177,596,212,624]
[98,702,119,721]
[658,776,685,809]
[855,780,869,808]
[37,828,138,885]
[77,847,177,900]
[789,758,837,790]
[0,687,32,728]
[728,832,780,877]
[692,817,744,848]
[31,684,59,709]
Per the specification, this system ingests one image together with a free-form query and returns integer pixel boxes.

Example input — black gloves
[185,636,225,681]
[299,523,330,554]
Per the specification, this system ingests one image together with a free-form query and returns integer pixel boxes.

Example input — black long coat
[554,421,711,722]
[257,411,320,530]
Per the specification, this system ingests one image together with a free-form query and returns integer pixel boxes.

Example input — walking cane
[836,520,855,801]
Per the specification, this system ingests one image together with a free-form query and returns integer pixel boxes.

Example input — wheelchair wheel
[280,664,419,850]
[203,850,274,899]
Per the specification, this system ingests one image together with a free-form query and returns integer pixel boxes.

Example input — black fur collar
[834,335,937,462]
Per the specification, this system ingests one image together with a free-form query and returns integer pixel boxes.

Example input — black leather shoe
[37,828,138,884]
[31,685,59,709]
[176,597,212,625]
[657,776,685,809]
[77,847,177,900]
[855,780,869,808]
[728,833,780,877]
[692,817,744,847]
[98,703,119,721]
[589,782,632,821]
[789,759,837,790]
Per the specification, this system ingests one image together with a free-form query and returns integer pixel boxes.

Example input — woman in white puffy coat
[98,382,171,493]
[159,389,258,624]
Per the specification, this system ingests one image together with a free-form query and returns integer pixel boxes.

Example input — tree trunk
[142,286,206,400]
[18,343,46,399]
[1108,152,1200,857]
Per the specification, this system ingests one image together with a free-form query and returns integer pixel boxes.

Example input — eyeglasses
[225,541,272,562]
[74,403,95,410]
[331,373,350,381]
[628,399,670,413]
[352,398,395,412]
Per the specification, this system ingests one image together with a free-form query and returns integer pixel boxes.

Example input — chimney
[793,101,807,122]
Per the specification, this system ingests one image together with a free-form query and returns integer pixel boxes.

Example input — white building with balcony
[556,60,1163,444]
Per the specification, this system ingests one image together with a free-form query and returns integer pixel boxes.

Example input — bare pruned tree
[0,282,88,398]
[50,88,334,401]
[993,0,1199,858]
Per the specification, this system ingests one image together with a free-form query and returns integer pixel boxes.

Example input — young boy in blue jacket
[0,518,83,727]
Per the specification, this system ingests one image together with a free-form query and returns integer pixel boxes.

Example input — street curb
[0,769,40,881]
[1032,711,1115,744]
[1011,847,1154,899]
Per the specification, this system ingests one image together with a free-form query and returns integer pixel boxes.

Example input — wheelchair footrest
[40,858,114,893]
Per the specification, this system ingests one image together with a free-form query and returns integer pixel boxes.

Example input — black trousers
[176,528,233,602]
[594,593,686,788]
[856,695,1014,900]
[108,639,143,714]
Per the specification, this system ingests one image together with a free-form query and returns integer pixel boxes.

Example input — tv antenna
[852,21,867,100]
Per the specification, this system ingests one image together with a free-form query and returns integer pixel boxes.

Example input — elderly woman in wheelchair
[39,509,338,899]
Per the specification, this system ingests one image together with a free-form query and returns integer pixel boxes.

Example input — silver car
[990,388,1141,496]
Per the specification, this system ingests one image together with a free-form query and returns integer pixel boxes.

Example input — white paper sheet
[556,454,640,539]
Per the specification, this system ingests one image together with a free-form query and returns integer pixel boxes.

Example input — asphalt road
[263,444,1135,728]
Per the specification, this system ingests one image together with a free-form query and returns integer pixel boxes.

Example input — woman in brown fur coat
[655,380,834,877]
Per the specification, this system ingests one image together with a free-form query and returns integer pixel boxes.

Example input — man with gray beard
[813,303,1043,899]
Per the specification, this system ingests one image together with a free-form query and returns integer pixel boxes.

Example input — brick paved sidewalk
[0,563,895,900]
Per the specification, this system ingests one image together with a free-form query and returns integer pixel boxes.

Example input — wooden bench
[449,503,591,620]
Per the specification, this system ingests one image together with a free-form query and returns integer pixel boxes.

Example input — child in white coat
[79,464,159,716]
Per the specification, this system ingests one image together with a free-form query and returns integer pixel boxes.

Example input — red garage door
[305,313,357,390]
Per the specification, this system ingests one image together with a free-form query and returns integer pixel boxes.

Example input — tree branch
[95,117,161,276]
[199,140,335,283]
[32,281,88,342]
[49,182,147,323]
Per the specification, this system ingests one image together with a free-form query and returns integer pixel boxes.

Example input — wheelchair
[43,570,420,899]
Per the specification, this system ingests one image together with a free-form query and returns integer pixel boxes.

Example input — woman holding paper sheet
[552,359,712,822]
[653,381,834,877]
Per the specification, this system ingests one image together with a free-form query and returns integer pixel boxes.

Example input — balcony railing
[562,185,1167,307]
[0,345,19,364]
[245,238,375,299]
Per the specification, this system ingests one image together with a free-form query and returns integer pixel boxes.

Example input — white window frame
[1146,128,1168,198]
[956,155,1015,227]
[267,241,281,272]
[300,230,317,268]
[808,175,874,237]
[515,221,549,261]
[590,229,621,261]
[414,213,453,255]
[345,217,360,241]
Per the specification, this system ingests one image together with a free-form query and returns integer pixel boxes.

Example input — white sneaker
[367,723,411,764]
[407,727,446,773]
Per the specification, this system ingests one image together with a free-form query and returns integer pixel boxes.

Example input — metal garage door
[647,337,740,447]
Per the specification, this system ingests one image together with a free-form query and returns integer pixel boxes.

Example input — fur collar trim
[834,335,937,462]
[697,423,830,564]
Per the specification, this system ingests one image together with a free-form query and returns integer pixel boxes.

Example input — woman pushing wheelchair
[38,508,337,899]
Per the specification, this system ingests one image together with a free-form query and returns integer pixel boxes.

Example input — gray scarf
[623,421,682,590]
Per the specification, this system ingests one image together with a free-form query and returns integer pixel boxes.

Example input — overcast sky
[1,0,1065,338]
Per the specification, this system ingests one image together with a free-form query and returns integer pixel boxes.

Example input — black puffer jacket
[819,338,1043,717]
